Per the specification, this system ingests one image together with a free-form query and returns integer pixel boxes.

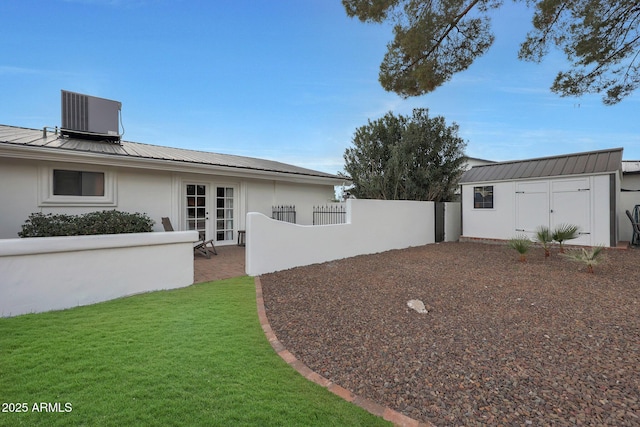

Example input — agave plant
[552,224,580,253]
[508,235,532,262]
[561,246,605,273]
[535,225,553,257]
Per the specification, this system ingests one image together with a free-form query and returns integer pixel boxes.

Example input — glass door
[186,184,208,238]
[216,186,235,242]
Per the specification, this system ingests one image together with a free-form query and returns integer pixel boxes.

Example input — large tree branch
[401,0,483,73]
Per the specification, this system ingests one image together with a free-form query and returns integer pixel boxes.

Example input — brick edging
[254,276,434,427]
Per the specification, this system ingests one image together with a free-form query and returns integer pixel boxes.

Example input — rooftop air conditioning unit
[61,90,122,142]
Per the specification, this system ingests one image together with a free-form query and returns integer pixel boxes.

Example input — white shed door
[551,178,591,245]
[515,181,549,239]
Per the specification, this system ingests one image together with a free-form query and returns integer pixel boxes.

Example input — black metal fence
[313,204,346,225]
[272,205,296,223]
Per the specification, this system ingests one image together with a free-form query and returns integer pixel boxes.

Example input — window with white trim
[473,186,494,208]
[39,166,116,206]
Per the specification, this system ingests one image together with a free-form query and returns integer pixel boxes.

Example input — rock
[407,299,428,314]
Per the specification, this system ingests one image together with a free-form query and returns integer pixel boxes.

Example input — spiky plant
[552,224,580,253]
[561,246,605,273]
[508,235,532,262]
[535,225,553,257]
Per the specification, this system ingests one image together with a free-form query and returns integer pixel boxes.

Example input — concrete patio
[193,244,246,283]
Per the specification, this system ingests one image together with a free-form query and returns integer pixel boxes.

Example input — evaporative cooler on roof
[61,90,122,142]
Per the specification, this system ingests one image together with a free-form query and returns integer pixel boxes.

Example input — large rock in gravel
[407,299,428,314]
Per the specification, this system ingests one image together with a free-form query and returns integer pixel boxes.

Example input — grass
[0,277,389,427]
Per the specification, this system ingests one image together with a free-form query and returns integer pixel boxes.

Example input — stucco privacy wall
[246,199,438,276]
[0,231,198,317]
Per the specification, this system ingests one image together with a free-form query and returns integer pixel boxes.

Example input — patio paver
[193,245,246,283]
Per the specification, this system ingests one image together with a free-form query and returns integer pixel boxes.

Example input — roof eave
[0,143,348,186]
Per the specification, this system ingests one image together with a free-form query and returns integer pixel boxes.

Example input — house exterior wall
[461,174,615,247]
[0,157,337,240]
[620,173,640,242]
[244,179,336,226]
[0,158,39,240]
[590,174,616,246]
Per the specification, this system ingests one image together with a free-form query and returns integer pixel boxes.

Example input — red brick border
[255,276,434,427]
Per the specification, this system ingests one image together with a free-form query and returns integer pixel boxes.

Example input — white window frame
[473,185,494,209]
[38,165,117,207]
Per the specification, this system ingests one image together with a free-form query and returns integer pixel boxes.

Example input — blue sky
[2,0,639,175]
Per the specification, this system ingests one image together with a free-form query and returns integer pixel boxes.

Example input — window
[474,186,493,208]
[53,170,105,196]
[39,166,115,206]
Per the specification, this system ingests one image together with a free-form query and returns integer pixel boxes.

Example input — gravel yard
[260,242,640,426]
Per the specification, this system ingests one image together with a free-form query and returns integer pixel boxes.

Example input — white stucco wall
[0,231,198,317]
[0,158,38,239]
[246,199,436,276]
[590,174,614,246]
[245,180,337,225]
[0,157,339,240]
[116,169,174,231]
[620,174,640,242]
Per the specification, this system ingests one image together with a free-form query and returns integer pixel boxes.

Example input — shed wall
[462,174,615,247]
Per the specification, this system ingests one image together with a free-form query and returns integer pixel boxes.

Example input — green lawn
[0,277,389,426]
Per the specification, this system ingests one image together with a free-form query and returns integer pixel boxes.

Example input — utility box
[61,90,121,141]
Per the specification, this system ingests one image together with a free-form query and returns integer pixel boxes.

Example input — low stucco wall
[246,199,436,276]
[0,231,198,317]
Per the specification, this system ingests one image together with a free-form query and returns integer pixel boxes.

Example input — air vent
[61,90,122,142]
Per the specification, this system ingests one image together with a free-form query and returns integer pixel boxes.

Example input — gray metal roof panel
[460,147,623,183]
[0,124,343,181]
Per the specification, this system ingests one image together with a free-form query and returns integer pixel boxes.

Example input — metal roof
[622,160,640,174]
[460,147,623,184]
[0,124,344,182]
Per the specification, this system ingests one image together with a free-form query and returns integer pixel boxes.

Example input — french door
[185,183,209,239]
[215,186,235,242]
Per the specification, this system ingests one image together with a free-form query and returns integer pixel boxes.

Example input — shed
[459,148,623,247]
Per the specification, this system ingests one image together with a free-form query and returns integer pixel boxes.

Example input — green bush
[18,210,155,237]
[508,235,532,262]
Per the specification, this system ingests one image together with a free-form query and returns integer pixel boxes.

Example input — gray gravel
[260,242,640,426]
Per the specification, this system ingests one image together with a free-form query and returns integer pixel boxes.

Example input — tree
[342,0,640,105]
[341,108,467,201]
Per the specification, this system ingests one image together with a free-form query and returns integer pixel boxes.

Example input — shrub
[552,224,580,253]
[18,211,155,237]
[561,246,606,274]
[535,225,553,257]
[508,235,532,262]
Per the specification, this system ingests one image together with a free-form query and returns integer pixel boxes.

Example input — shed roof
[0,124,344,182]
[460,147,623,184]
